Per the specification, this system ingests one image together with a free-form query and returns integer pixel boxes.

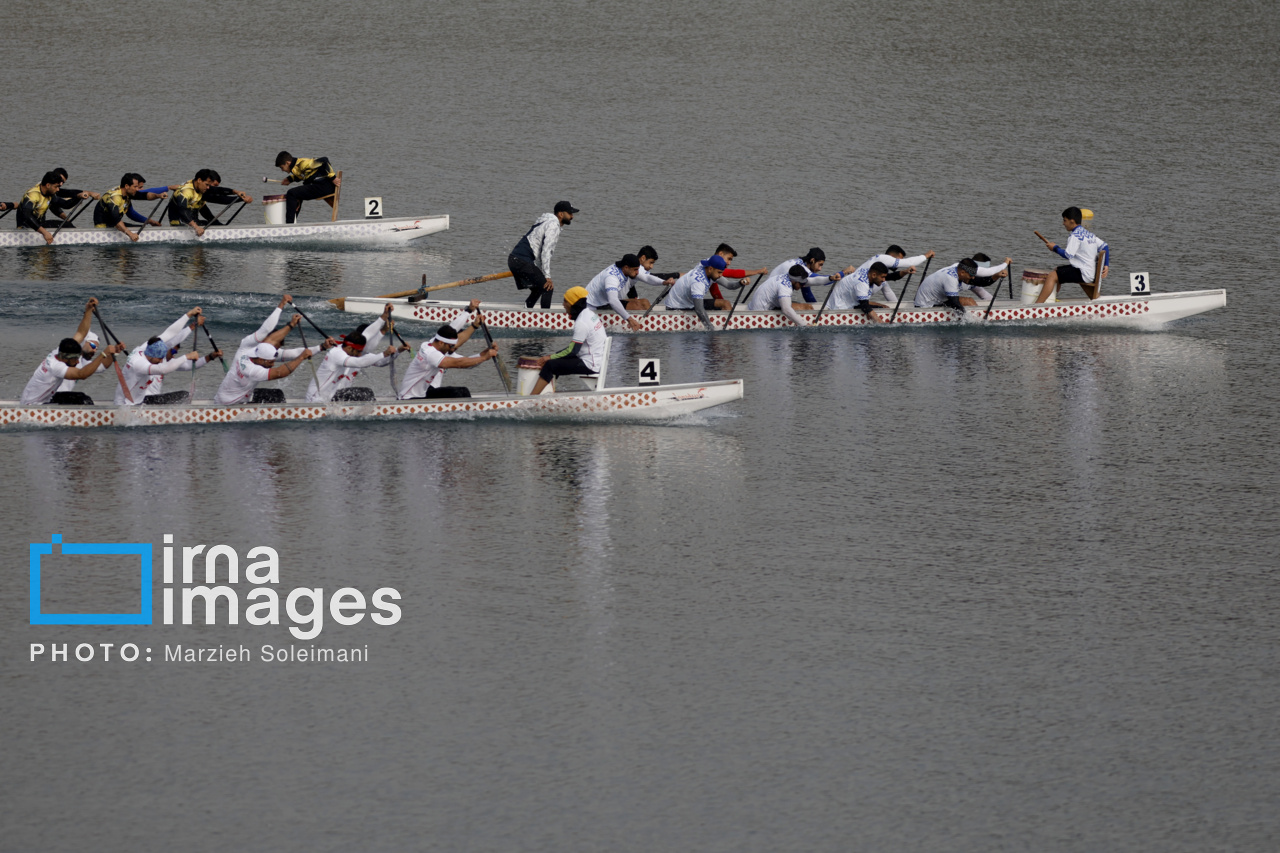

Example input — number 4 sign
[638,359,661,386]
[1130,271,1151,294]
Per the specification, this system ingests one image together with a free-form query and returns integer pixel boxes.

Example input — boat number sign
[1130,272,1150,294]
[364,197,383,219]
[638,359,661,386]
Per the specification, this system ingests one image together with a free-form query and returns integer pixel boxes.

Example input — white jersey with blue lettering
[914,265,963,307]
[828,254,927,310]
[664,265,711,310]
[586,263,632,319]
[1058,226,1107,282]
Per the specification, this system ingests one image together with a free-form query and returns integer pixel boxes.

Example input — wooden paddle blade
[373,271,514,300]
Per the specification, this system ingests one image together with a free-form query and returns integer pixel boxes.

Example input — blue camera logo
[30,535,153,625]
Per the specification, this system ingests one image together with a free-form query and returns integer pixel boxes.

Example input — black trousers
[285,179,337,223]
[423,386,471,399]
[334,387,376,402]
[251,388,285,404]
[539,355,591,382]
[49,391,93,405]
[508,254,552,308]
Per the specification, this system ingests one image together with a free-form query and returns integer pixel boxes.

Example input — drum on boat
[516,357,551,395]
[1021,268,1054,303]
[263,194,287,225]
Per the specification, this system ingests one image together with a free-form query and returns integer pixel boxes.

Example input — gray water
[2,1,1278,850]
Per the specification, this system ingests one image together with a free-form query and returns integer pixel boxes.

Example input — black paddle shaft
[292,305,330,340]
[985,263,1011,319]
[889,258,930,323]
[723,272,767,330]
[200,322,228,372]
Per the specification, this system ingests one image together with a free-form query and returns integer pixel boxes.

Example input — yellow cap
[1081,208,1094,219]
[564,286,588,304]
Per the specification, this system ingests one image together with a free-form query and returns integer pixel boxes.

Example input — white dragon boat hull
[339,289,1225,333]
[0,380,743,430]
[0,215,448,248]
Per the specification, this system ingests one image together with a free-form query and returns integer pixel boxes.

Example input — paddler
[747,264,813,325]
[214,294,334,404]
[757,248,843,305]
[167,169,220,236]
[46,168,101,223]
[827,247,935,312]
[528,287,606,395]
[16,172,70,243]
[396,307,498,400]
[508,201,577,309]
[195,171,253,225]
[117,309,221,405]
[709,243,769,302]
[93,173,168,241]
[306,304,408,403]
[21,299,127,405]
[274,151,340,224]
[1034,206,1109,302]
[586,254,645,331]
[662,255,734,330]
[624,245,678,301]
[914,257,1010,310]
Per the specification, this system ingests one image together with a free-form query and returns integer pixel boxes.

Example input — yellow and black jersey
[16,185,52,229]
[94,187,134,228]
[290,157,335,184]
[167,181,206,225]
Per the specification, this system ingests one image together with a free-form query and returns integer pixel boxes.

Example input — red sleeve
[724,268,747,278]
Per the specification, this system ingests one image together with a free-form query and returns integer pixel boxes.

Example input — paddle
[722,272,767,331]
[291,304,330,340]
[984,263,1012,320]
[328,271,515,309]
[220,200,248,227]
[812,272,844,323]
[135,195,169,237]
[643,280,675,318]
[477,317,512,394]
[188,316,200,400]
[889,258,930,324]
[200,322,228,374]
[0,207,11,221]
[385,316,400,397]
[91,307,133,403]
[293,317,324,393]
[262,177,286,184]
[48,198,91,243]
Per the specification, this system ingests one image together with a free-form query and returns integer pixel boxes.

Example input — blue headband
[145,341,168,359]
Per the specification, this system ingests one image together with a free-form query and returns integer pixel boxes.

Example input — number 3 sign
[1130,272,1150,294]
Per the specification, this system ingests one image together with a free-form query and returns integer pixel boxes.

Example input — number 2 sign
[364,197,383,219]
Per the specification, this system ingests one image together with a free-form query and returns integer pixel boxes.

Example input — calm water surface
[1,1,1277,850]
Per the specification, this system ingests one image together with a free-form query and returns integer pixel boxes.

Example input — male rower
[586,254,645,330]
[22,336,125,405]
[46,168,100,223]
[760,248,843,304]
[710,243,769,302]
[214,294,333,404]
[624,245,678,301]
[508,201,577,309]
[397,311,498,400]
[528,287,607,395]
[663,256,732,330]
[827,247,935,311]
[748,264,812,326]
[275,151,340,224]
[1034,206,1109,302]
[914,257,1010,310]
[16,172,69,243]
[117,309,220,405]
[199,171,253,225]
[307,305,408,403]
[167,169,220,236]
[93,173,167,241]
[31,298,119,402]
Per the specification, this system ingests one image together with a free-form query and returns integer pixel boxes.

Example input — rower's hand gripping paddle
[91,307,133,403]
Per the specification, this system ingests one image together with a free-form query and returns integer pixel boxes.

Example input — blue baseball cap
[702,256,727,271]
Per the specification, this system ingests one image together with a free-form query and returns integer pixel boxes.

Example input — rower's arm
[548,341,579,360]
[160,314,193,344]
[606,289,632,322]
[73,301,96,343]
[692,300,714,331]
[780,300,808,327]
[250,307,284,343]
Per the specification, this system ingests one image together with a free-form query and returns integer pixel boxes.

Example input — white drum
[1020,268,1056,303]
[517,357,552,395]
[263,194,286,225]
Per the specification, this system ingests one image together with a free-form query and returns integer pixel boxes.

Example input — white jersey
[117,350,203,406]
[214,353,273,404]
[664,265,712,310]
[1058,226,1107,282]
[233,307,283,359]
[586,263,632,318]
[21,351,74,405]
[571,306,608,373]
[828,254,926,310]
[397,344,449,399]
[748,268,797,311]
[306,347,389,402]
[914,265,964,307]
